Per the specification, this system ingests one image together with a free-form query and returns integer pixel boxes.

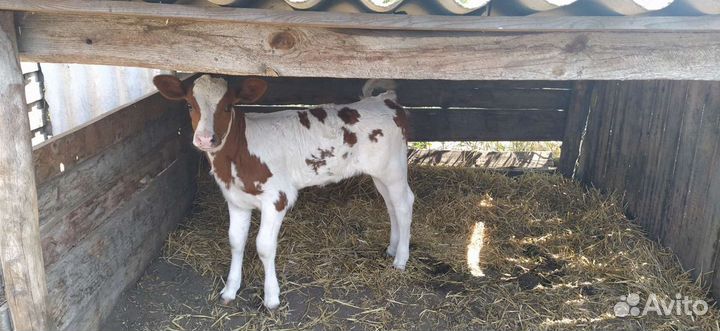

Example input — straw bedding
[163,166,718,330]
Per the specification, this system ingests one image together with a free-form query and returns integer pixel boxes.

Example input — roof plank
[2,0,720,32]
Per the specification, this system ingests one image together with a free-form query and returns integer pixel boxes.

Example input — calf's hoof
[219,288,237,305]
[264,296,281,310]
[386,246,397,257]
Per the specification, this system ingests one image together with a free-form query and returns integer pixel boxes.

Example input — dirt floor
[103,257,459,331]
[103,167,719,331]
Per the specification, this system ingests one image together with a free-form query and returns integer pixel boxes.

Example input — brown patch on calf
[369,129,384,142]
[342,152,349,159]
[186,92,201,131]
[211,110,273,194]
[305,147,335,174]
[318,147,335,159]
[385,99,410,141]
[213,90,236,139]
[342,127,357,147]
[338,107,360,125]
[305,158,327,174]
[298,111,311,129]
[309,107,327,123]
[274,191,288,211]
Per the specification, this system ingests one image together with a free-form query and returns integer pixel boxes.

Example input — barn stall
[1,0,720,330]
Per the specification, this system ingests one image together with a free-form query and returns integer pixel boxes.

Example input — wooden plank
[559,81,593,178]
[247,77,571,109]
[39,135,184,267]
[35,97,187,227]
[408,149,554,169]
[662,81,720,279]
[15,13,720,81]
[32,91,185,186]
[45,152,196,331]
[409,109,566,141]
[0,11,51,331]
[3,0,720,32]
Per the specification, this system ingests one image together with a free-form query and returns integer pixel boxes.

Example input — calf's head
[153,74,267,152]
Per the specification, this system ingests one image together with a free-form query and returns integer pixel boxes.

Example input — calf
[153,75,414,309]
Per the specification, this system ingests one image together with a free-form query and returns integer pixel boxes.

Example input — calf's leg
[256,199,287,309]
[384,179,414,270]
[372,177,399,257]
[220,205,252,304]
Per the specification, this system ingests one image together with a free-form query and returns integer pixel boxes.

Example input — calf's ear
[234,78,268,104]
[153,75,187,100]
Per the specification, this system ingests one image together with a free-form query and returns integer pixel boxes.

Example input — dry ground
[104,167,719,330]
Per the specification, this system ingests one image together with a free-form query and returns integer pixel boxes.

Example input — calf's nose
[194,132,218,149]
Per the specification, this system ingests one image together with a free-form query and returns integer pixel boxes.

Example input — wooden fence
[233,77,572,141]
[568,80,720,297]
[0,91,198,331]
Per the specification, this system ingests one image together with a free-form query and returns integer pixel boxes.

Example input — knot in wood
[269,31,296,50]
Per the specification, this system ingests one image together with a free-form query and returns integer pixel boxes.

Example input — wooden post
[0,11,52,331]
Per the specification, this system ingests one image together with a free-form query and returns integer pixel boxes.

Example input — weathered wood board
[14,12,720,80]
[575,80,720,297]
[559,81,593,177]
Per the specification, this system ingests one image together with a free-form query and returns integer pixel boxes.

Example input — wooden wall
[0,91,198,331]
[566,80,720,297]
[234,77,572,141]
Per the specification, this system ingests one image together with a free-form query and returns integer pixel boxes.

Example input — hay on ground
[163,166,719,330]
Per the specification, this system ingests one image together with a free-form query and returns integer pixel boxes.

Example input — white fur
[192,75,414,309]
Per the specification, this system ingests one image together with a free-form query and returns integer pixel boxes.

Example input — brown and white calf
[153,75,414,309]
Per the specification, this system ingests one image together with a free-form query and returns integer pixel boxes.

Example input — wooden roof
[1,0,719,80]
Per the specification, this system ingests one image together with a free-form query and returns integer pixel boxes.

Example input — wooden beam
[14,13,720,80]
[2,0,720,32]
[0,11,51,331]
[409,109,565,141]
[246,77,571,109]
[237,106,565,141]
